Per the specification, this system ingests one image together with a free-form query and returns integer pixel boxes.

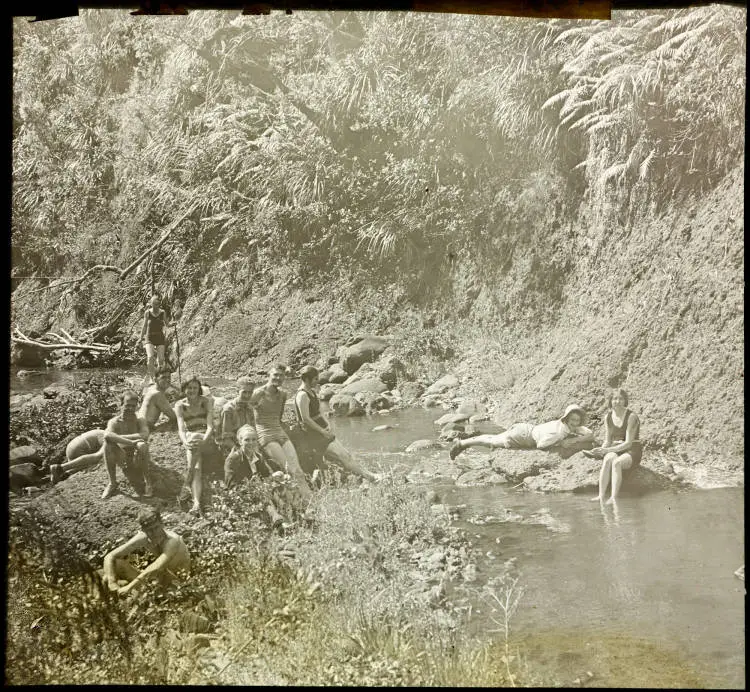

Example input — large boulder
[434,412,471,427]
[9,462,46,493]
[353,391,390,413]
[523,457,675,494]
[488,450,560,483]
[424,373,459,396]
[339,335,390,375]
[320,363,348,385]
[328,393,365,417]
[338,378,389,396]
[10,445,41,467]
[341,354,405,389]
[318,383,343,402]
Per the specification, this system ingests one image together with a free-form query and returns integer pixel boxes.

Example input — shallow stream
[10,367,745,687]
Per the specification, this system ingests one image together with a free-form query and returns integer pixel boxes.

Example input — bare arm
[103,418,143,446]
[156,393,177,423]
[175,401,190,446]
[103,532,147,582]
[220,406,237,450]
[604,413,639,455]
[203,397,215,441]
[118,538,180,594]
[140,309,149,341]
[297,391,333,438]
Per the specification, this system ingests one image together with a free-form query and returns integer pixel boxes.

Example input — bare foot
[590,495,603,502]
[605,497,616,505]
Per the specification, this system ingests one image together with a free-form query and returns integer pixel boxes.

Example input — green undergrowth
[7,468,530,685]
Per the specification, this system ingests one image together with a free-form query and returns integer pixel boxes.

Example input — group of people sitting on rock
[50,364,381,517]
[449,389,643,504]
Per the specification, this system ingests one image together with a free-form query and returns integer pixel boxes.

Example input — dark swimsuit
[606,409,642,466]
[145,309,166,346]
[294,387,334,445]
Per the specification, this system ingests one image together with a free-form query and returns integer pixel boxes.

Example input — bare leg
[607,454,633,504]
[450,433,508,459]
[592,453,616,501]
[184,448,202,513]
[264,440,312,501]
[60,448,104,475]
[144,343,156,384]
[325,438,377,482]
[135,441,153,496]
[156,345,166,370]
[102,442,123,498]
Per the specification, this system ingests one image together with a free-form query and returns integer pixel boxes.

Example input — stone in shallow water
[455,468,508,487]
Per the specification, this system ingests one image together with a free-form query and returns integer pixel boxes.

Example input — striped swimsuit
[252,386,290,448]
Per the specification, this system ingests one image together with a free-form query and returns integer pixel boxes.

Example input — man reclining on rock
[449,404,594,460]
[138,367,178,431]
[100,508,191,596]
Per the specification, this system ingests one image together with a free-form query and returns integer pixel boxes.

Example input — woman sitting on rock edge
[587,388,642,504]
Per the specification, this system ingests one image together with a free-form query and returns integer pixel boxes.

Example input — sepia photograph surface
[9,6,745,686]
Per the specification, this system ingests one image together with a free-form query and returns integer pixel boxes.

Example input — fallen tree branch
[25,201,200,294]
[11,336,110,352]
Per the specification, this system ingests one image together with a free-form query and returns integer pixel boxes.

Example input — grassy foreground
[6,471,537,686]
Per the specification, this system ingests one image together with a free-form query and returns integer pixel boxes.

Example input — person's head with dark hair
[299,365,319,385]
[267,364,286,389]
[137,507,166,543]
[119,390,140,418]
[182,376,203,400]
[607,388,629,410]
[137,507,161,529]
[236,376,254,403]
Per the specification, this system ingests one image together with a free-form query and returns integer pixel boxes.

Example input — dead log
[10,337,110,352]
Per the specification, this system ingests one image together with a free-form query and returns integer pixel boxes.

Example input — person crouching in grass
[100,508,190,596]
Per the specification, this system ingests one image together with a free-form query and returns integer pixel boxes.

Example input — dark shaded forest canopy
[11,7,745,469]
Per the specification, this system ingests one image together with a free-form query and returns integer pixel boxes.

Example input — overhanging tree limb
[26,201,200,294]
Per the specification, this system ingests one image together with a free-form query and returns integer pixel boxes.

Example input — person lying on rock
[449,404,594,460]
[587,388,642,504]
[294,365,380,483]
[219,376,256,457]
[100,508,190,596]
[49,428,106,484]
[101,390,154,500]
[138,367,177,431]
[250,365,312,502]
[224,424,286,528]
[175,376,216,516]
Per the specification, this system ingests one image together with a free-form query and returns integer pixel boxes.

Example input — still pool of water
[10,368,745,687]
[330,408,745,688]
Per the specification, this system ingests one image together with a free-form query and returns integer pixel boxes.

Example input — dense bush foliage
[12,7,745,329]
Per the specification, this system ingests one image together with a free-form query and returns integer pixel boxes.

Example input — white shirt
[532,420,593,449]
